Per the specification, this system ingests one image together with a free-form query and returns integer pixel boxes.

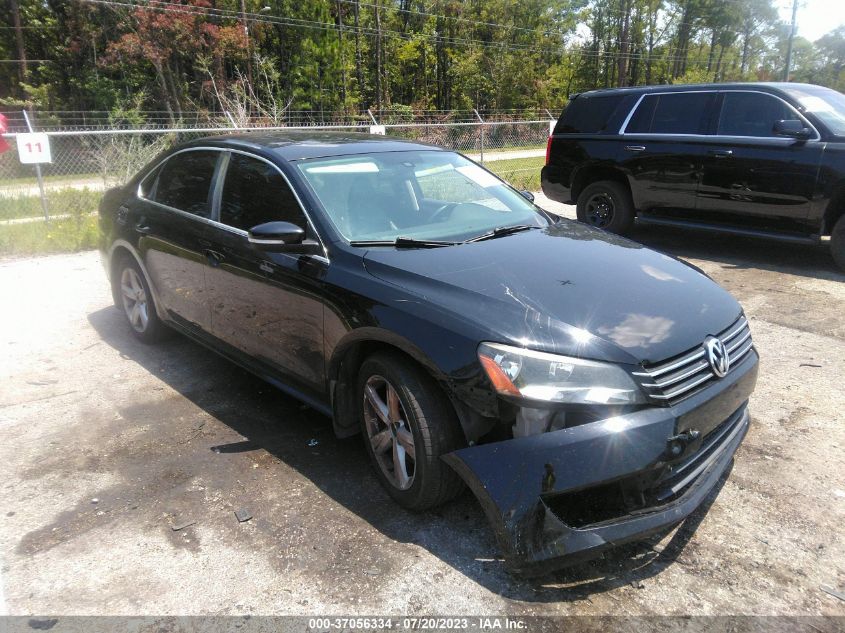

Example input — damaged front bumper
[443,349,758,576]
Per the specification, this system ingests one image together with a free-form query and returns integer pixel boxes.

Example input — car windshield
[296,150,547,243]
[784,85,845,136]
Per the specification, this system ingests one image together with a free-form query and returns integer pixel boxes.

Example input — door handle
[624,145,646,152]
[203,249,226,267]
[134,220,151,234]
[708,149,733,158]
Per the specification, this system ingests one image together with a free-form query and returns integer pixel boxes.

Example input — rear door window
[153,150,219,218]
[625,92,715,135]
[717,91,802,137]
[219,153,306,231]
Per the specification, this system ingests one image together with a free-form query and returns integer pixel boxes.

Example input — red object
[0,113,9,153]
[545,134,553,165]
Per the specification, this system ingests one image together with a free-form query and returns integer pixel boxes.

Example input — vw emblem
[705,336,730,378]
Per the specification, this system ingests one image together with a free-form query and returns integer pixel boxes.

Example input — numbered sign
[17,133,52,164]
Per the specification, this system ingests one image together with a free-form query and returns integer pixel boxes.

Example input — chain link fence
[0,117,553,247]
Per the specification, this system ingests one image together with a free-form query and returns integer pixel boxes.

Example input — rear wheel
[358,352,464,510]
[832,215,845,271]
[576,180,635,235]
[116,255,167,343]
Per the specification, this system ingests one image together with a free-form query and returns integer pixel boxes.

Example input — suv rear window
[626,92,714,135]
[556,95,625,134]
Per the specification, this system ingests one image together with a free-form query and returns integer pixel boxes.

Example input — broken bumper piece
[443,351,757,577]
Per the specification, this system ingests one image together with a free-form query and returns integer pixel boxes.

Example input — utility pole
[783,0,799,82]
[240,0,253,94]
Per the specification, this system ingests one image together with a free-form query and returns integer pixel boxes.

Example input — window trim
[137,146,329,262]
[619,89,820,141]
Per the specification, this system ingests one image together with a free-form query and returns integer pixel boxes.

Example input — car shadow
[628,223,845,281]
[88,305,731,602]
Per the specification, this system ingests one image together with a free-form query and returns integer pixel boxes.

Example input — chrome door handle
[624,145,646,152]
[134,221,151,234]
[709,149,733,158]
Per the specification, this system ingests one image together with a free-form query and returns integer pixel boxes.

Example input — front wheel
[358,352,465,510]
[831,215,845,271]
[576,180,635,235]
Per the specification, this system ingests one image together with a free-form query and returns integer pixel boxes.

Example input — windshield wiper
[463,224,540,243]
[349,236,459,248]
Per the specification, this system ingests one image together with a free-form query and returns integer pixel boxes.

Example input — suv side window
[556,95,625,133]
[219,153,306,231]
[626,92,714,134]
[153,150,219,218]
[717,92,802,137]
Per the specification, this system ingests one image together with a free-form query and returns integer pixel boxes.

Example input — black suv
[541,82,845,269]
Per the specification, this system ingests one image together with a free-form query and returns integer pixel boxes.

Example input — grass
[484,155,544,191]
[0,187,101,256]
[0,188,102,221]
[1,172,101,186]
[0,213,99,257]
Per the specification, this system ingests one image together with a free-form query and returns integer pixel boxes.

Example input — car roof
[181,130,445,161]
[573,82,824,99]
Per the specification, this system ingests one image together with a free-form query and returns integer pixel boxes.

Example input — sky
[782,0,845,42]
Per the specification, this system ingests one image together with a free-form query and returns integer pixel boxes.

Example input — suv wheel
[832,215,845,271]
[576,180,635,234]
[116,256,167,343]
[358,352,464,510]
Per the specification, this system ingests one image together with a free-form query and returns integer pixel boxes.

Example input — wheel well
[330,340,466,441]
[571,165,631,204]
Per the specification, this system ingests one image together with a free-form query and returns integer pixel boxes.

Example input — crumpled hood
[362,221,742,365]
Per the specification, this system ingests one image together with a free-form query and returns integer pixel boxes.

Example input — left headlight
[478,342,646,405]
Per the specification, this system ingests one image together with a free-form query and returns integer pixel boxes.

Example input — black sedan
[99,132,758,575]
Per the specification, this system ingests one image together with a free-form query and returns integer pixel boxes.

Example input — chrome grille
[634,316,754,404]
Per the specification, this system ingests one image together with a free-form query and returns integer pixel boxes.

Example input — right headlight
[478,342,646,405]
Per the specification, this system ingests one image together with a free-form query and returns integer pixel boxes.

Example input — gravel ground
[1,198,844,616]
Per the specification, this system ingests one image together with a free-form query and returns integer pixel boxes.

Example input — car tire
[115,255,168,343]
[358,352,465,510]
[576,180,635,234]
[831,215,845,271]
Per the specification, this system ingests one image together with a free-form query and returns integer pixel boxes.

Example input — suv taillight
[545,135,553,165]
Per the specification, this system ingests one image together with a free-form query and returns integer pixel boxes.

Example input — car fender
[326,323,498,441]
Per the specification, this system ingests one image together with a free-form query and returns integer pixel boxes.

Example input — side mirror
[773,119,813,140]
[248,221,321,255]
[520,190,535,202]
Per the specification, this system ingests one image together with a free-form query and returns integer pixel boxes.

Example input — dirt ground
[1,199,844,617]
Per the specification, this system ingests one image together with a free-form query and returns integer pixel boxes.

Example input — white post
[21,110,50,222]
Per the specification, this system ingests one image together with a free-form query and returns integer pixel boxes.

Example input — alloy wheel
[362,375,416,491]
[585,192,615,228]
[120,267,149,333]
